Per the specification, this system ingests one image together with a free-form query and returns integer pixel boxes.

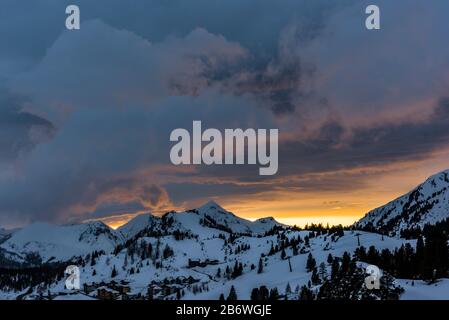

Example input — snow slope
[182,230,414,300]
[164,200,284,237]
[0,226,416,300]
[117,213,155,240]
[0,221,123,262]
[1,199,447,300]
[397,279,449,300]
[356,169,449,235]
[0,201,284,264]
[0,228,14,244]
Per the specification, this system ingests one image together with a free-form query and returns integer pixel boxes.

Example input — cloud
[11,20,247,124]
[0,90,277,225]
[298,0,449,125]
[0,16,277,224]
[1,1,449,226]
[0,88,54,163]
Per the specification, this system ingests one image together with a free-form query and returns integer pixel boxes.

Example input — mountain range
[0,201,282,265]
[1,171,449,300]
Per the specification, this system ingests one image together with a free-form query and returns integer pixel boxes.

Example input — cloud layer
[1,0,449,226]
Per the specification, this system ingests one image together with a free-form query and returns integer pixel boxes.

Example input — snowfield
[397,279,449,300]
[0,221,123,262]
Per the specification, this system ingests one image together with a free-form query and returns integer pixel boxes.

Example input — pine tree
[306,253,316,272]
[415,236,425,276]
[341,252,351,274]
[295,284,300,294]
[123,254,128,269]
[257,257,264,274]
[269,287,279,300]
[250,288,260,300]
[299,285,314,300]
[311,267,320,285]
[285,283,292,296]
[227,286,237,301]
[304,236,310,246]
[260,286,269,300]
[292,243,298,256]
[331,259,340,279]
[111,265,117,278]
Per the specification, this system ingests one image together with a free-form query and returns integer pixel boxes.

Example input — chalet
[148,284,163,299]
[109,281,131,295]
[83,282,98,294]
[96,286,120,300]
[188,258,220,268]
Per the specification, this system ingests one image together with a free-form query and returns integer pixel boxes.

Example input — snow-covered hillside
[0,201,284,265]
[0,199,448,300]
[117,213,156,240]
[0,221,123,263]
[162,200,284,237]
[355,169,449,236]
[0,225,414,300]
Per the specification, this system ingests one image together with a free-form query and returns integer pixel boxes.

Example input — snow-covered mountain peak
[255,217,276,223]
[0,227,14,236]
[418,169,449,192]
[168,201,284,236]
[0,221,123,263]
[0,227,15,244]
[117,212,155,239]
[355,168,449,236]
[197,200,227,214]
[77,221,123,245]
[0,202,285,265]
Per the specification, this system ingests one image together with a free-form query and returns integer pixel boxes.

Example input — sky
[1,0,449,229]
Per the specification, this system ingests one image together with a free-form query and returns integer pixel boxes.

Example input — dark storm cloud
[1,0,449,226]
[280,98,449,175]
[226,54,306,115]
[0,88,54,162]
[0,90,274,224]
[165,97,449,201]
[0,0,342,63]
[11,20,248,124]
[1,0,352,115]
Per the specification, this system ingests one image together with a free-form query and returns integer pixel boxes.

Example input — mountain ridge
[355,169,449,236]
[0,201,285,264]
